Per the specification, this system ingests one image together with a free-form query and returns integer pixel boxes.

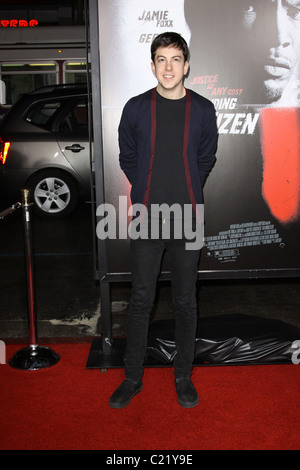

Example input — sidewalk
[1,199,299,341]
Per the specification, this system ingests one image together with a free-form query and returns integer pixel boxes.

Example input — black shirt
[148,92,191,211]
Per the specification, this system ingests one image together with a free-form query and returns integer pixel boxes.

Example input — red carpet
[1,342,299,451]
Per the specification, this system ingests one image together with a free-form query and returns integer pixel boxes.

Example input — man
[109,32,217,409]
[185,0,300,107]
[241,0,300,106]
[185,0,300,227]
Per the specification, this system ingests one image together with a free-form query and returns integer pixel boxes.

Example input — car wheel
[27,170,79,218]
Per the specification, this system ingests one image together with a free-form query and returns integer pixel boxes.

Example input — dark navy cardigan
[118,88,218,217]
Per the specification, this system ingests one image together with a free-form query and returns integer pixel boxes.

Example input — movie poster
[94,0,300,277]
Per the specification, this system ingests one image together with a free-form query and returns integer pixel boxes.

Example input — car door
[56,97,92,194]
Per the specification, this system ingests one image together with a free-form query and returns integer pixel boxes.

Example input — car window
[25,101,62,128]
[59,100,88,134]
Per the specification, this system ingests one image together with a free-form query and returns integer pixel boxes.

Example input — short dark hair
[151,32,190,63]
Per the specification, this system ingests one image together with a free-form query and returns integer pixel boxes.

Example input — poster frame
[88,0,300,358]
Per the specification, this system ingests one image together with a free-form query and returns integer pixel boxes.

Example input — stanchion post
[22,189,37,347]
[9,189,60,371]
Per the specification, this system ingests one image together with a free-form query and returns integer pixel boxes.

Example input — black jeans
[125,235,200,382]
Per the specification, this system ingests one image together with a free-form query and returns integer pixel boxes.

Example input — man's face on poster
[241,0,300,104]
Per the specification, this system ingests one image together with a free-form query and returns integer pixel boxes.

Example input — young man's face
[151,46,189,99]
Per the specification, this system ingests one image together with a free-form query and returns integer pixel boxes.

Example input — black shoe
[109,379,143,409]
[175,377,199,408]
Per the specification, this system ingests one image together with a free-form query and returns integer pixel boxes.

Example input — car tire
[27,169,79,218]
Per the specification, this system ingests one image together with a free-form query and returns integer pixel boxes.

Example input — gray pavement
[0,198,299,343]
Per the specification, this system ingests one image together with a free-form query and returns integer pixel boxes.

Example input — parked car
[0,84,92,218]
